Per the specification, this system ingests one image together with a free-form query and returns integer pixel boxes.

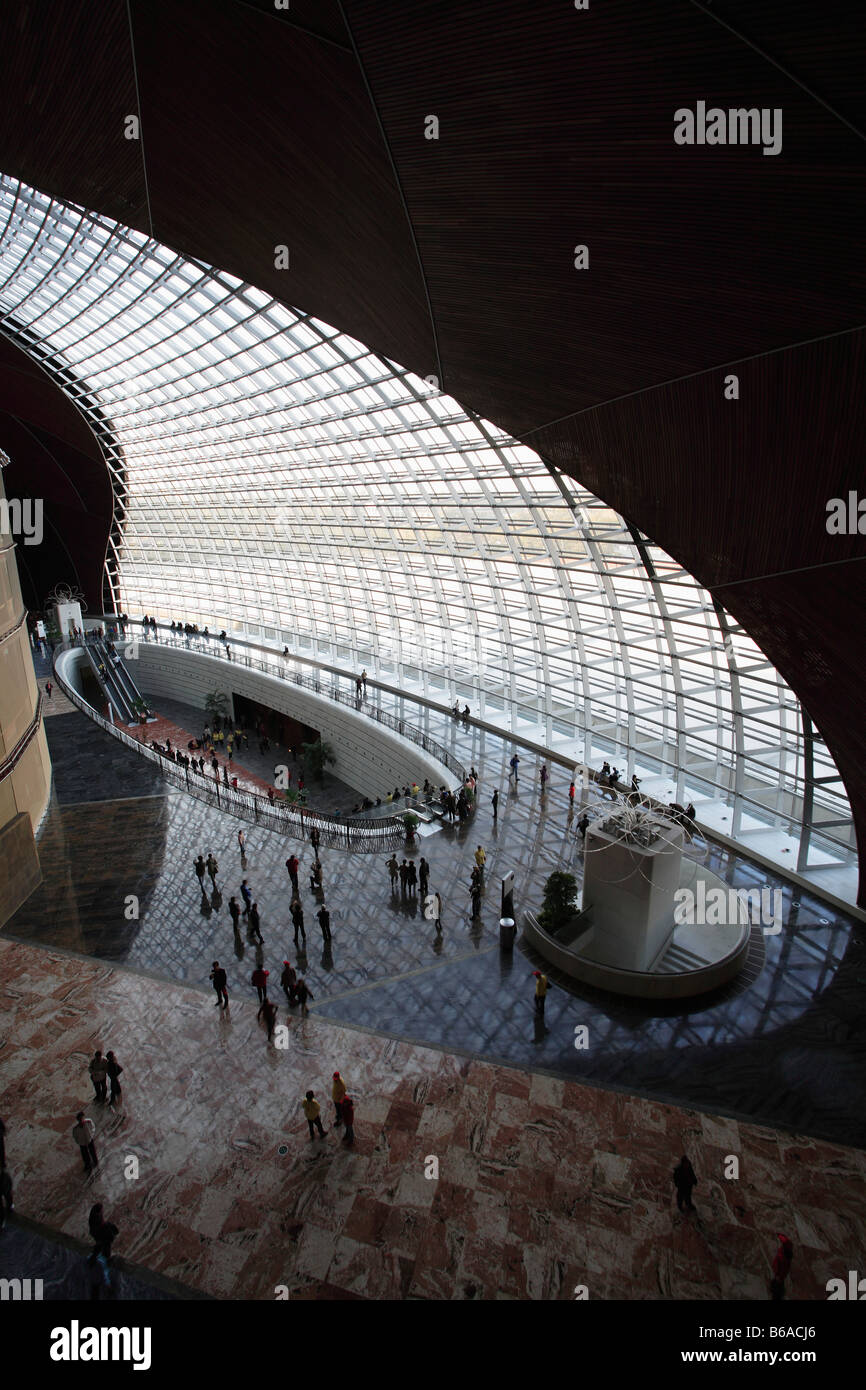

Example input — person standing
[210,960,229,1009]
[45,680,53,700]
[72,1112,98,1173]
[331,1071,347,1125]
[251,965,269,1003]
[295,977,313,1015]
[474,845,486,881]
[432,891,442,931]
[286,854,300,895]
[206,852,219,885]
[229,896,241,932]
[386,855,399,891]
[341,1094,355,1145]
[0,1165,13,1229]
[418,858,430,898]
[302,1091,327,1140]
[470,880,482,918]
[258,997,278,1041]
[88,1202,119,1257]
[89,1051,108,1104]
[540,763,548,791]
[249,902,264,943]
[577,813,590,841]
[238,829,246,858]
[568,781,576,805]
[672,1155,698,1213]
[491,788,499,821]
[509,753,520,783]
[310,827,320,855]
[317,903,332,943]
[194,854,206,889]
[291,898,306,944]
[280,960,297,1005]
[406,861,417,895]
[399,860,409,896]
[533,970,549,1014]
[240,880,253,916]
[106,1051,123,1107]
[770,1234,794,1300]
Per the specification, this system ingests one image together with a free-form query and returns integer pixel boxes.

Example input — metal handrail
[0,691,43,784]
[51,647,411,853]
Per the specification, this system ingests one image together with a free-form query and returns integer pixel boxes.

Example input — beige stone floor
[1,937,863,1300]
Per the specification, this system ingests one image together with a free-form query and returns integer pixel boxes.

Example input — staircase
[655,940,711,974]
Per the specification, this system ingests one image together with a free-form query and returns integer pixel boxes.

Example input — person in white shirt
[72,1112,98,1173]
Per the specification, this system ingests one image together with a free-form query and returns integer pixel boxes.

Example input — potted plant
[301,737,336,781]
[538,871,579,935]
[403,811,420,843]
[132,695,150,723]
[204,689,230,725]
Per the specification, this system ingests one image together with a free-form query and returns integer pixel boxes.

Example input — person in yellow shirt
[533,970,549,1014]
[332,1071,347,1125]
[474,845,486,881]
[302,1090,327,1141]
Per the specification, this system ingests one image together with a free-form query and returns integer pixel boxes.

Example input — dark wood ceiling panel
[346,0,865,431]
[0,0,141,221]
[128,0,434,375]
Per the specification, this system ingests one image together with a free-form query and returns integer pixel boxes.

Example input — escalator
[84,637,144,725]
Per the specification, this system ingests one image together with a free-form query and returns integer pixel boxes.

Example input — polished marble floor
[6,683,866,1149]
[2,938,864,1301]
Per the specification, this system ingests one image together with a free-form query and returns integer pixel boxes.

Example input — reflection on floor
[8,695,866,1149]
[2,939,864,1301]
[0,1220,185,1300]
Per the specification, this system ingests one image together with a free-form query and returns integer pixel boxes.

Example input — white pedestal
[581,821,683,971]
[50,601,83,641]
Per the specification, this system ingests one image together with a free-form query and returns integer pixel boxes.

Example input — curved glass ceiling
[0,175,854,891]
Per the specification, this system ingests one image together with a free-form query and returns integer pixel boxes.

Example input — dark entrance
[232,692,318,752]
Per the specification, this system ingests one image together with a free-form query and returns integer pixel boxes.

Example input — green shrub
[538,871,578,932]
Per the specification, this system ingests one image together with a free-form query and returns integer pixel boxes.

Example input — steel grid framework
[0,175,853,875]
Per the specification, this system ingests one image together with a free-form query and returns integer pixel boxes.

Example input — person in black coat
[672,1155,698,1212]
[88,1202,119,1256]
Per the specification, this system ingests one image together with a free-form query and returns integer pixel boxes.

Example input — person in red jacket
[341,1094,355,1145]
[770,1234,793,1300]
[251,966,269,1003]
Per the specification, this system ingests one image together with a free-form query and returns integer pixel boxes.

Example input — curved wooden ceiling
[0,0,863,898]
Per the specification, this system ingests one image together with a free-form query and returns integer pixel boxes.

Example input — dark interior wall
[0,0,862,895]
[0,336,112,612]
[232,693,317,753]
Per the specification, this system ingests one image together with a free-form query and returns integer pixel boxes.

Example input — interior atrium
[0,0,863,1328]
